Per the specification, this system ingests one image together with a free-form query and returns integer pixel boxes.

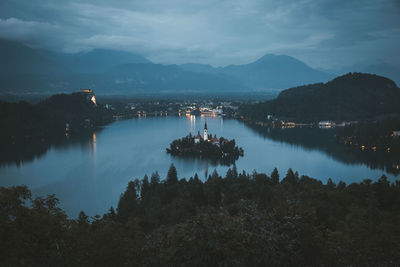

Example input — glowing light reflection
[89,132,97,165]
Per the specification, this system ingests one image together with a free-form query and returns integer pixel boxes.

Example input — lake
[0,115,397,217]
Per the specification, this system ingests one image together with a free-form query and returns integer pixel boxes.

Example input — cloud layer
[1,0,399,68]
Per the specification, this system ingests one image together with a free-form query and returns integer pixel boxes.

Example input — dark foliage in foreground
[2,165,400,266]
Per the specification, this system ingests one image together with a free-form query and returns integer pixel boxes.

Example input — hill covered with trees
[0,92,112,164]
[239,73,400,122]
[1,165,400,266]
[0,92,111,141]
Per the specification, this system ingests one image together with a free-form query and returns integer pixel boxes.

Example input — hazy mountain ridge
[221,54,334,89]
[0,39,246,93]
[180,54,335,89]
[0,39,68,75]
[0,39,342,94]
[239,73,400,121]
[96,63,247,93]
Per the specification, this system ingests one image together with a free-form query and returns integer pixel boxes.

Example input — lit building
[192,122,229,145]
[204,122,208,141]
[318,121,335,128]
[195,131,202,143]
[80,89,97,106]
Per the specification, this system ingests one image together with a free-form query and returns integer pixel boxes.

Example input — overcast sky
[1,0,399,68]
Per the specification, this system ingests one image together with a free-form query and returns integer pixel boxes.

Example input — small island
[166,122,244,165]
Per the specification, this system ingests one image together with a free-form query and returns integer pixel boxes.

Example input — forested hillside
[239,73,400,122]
[1,165,400,266]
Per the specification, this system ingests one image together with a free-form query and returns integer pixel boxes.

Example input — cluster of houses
[264,114,358,129]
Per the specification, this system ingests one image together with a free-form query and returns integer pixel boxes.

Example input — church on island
[166,121,244,164]
[194,122,221,145]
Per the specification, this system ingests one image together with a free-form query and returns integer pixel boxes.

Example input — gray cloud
[0,0,399,68]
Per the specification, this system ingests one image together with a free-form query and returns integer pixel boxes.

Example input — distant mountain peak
[253,53,279,63]
[253,54,307,67]
[256,53,277,60]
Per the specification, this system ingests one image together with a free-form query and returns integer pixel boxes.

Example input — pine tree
[141,174,150,199]
[282,168,298,184]
[151,171,160,185]
[327,178,335,188]
[232,164,238,178]
[167,164,178,184]
[226,168,234,179]
[78,211,89,225]
[117,180,139,219]
[211,169,219,180]
[337,181,346,190]
[104,206,117,220]
[194,173,199,182]
[271,168,279,184]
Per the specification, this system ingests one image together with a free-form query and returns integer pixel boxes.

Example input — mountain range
[1,39,338,95]
[181,54,334,90]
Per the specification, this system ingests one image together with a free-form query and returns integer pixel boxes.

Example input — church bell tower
[204,122,208,141]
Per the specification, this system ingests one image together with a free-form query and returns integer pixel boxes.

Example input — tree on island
[166,134,244,166]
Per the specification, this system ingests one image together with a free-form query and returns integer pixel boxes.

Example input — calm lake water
[0,115,397,217]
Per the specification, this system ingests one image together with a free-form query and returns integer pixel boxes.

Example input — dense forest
[239,73,400,122]
[2,164,400,266]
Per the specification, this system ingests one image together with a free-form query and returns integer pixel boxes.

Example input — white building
[195,132,202,143]
[318,121,335,128]
[204,122,208,141]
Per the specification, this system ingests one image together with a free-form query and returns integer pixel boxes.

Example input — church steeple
[203,122,208,141]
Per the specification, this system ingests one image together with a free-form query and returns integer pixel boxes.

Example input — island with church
[166,122,244,165]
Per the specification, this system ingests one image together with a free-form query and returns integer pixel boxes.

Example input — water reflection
[0,129,100,167]
[247,124,400,176]
[187,114,196,135]
[2,118,398,176]
[1,116,397,217]
[88,132,97,165]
